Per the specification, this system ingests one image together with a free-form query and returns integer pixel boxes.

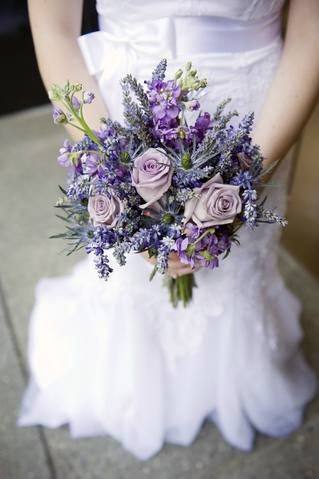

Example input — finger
[167,257,188,268]
[167,265,194,277]
[168,252,179,261]
[167,262,189,272]
[141,252,157,265]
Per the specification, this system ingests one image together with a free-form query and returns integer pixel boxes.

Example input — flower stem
[62,97,102,146]
[193,227,215,245]
[166,273,196,308]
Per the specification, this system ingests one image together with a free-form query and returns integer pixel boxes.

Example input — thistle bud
[181,152,192,170]
[162,213,174,224]
[119,151,131,164]
[178,128,186,140]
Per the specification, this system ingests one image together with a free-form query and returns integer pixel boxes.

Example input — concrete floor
[0,107,318,479]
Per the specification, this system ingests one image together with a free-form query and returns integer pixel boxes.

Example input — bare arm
[252,0,319,168]
[28,0,108,138]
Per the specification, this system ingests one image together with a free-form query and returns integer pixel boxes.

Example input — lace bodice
[96,0,286,22]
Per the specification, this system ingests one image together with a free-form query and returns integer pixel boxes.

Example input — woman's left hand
[141,251,195,278]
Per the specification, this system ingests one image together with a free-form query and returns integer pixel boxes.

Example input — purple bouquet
[50,60,287,307]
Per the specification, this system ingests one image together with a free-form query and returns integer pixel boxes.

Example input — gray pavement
[0,107,318,479]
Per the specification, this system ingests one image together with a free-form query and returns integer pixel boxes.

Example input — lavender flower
[67,175,90,200]
[244,201,258,227]
[93,253,113,280]
[231,170,254,189]
[156,236,176,273]
[85,226,117,279]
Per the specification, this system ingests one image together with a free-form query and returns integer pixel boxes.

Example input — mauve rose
[88,192,123,228]
[184,173,242,227]
[132,148,173,209]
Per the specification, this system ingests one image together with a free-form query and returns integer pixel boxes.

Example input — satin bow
[78,18,175,121]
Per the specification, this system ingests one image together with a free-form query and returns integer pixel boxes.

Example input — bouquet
[50,60,287,307]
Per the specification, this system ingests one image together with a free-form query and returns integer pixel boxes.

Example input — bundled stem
[167,273,197,308]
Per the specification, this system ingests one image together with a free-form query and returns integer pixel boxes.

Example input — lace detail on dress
[96,0,287,22]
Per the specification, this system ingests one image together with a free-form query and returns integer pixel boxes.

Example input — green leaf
[55,214,70,222]
[149,266,158,281]
[58,185,67,195]
[49,233,67,239]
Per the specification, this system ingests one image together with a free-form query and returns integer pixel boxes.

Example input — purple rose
[88,192,123,228]
[131,148,173,209]
[184,173,242,227]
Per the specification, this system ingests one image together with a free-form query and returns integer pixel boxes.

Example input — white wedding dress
[19,0,317,460]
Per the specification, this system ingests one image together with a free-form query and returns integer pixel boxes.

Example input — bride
[20,0,318,460]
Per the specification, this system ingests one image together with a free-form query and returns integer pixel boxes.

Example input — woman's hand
[141,251,195,278]
[28,0,108,141]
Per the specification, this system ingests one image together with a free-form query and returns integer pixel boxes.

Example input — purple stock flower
[194,112,212,141]
[148,79,182,133]
[195,234,220,268]
[146,76,213,148]
[174,228,231,270]
[82,152,100,175]
[71,95,81,110]
[186,100,200,111]
[174,236,194,267]
[184,222,202,240]
[83,91,95,104]
[52,107,67,124]
[57,140,72,167]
